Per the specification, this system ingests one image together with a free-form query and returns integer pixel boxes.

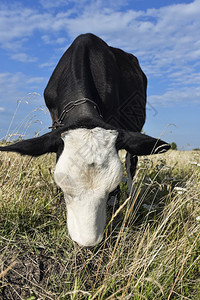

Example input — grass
[0,149,200,299]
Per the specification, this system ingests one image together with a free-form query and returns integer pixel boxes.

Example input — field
[0,149,200,299]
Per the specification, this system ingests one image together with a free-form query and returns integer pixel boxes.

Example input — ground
[0,150,200,299]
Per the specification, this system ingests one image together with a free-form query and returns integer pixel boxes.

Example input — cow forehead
[61,127,118,164]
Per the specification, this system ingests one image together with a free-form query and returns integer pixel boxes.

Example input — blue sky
[0,0,199,150]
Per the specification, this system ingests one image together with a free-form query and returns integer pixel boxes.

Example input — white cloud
[149,86,200,106]
[52,0,200,81]
[39,61,56,69]
[41,34,67,45]
[11,52,38,63]
[39,0,71,8]
[39,0,129,10]
[0,4,53,49]
[62,0,200,103]
[0,72,49,139]
[0,0,200,107]
[0,72,46,106]
[1,1,199,63]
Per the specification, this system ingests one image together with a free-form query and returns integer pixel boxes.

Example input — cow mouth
[65,196,107,247]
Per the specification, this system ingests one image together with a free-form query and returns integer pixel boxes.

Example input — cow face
[54,127,123,247]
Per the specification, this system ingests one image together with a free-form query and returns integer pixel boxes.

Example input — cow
[0,33,170,247]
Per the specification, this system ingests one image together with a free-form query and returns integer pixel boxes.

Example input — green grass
[0,150,200,299]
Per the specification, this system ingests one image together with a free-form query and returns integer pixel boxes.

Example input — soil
[0,247,66,300]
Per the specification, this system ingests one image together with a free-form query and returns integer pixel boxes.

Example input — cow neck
[50,98,102,130]
[58,115,109,133]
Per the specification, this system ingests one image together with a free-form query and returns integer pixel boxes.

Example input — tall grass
[0,148,199,299]
[0,100,200,299]
[3,92,49,142]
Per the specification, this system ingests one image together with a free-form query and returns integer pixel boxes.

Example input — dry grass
[0,149,200,299]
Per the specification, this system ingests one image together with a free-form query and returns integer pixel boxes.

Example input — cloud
[0,72,49,140]
[0,0,200,107]
[0,72,46,106]
[41,34,67,45]
[0,4,55,49]
[39,0,129,10]
[149,86,200,106]
[52,0,200,83]
[10,52,38,63]
[39,0,71,9]
[62,0,200,103]
[1,1,199,62]
[39,61,57,69]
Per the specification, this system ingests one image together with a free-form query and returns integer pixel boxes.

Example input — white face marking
[54,127,122,247]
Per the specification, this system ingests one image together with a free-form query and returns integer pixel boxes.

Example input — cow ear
[0,131,63,157]
[116,130,170,155]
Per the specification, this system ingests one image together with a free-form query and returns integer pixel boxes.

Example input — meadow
[0,148,199,299]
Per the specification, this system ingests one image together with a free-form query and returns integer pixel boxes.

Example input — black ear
[116,130,170,155]
[0,131,63,157]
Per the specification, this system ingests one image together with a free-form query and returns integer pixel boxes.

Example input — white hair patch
[54,127,122,246]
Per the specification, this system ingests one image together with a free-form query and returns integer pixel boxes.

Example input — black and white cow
[0,34,170,247]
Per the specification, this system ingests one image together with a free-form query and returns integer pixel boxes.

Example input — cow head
[54,128,122,246]
[0,126,170,246]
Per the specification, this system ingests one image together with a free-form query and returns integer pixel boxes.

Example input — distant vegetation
[0,150,199,299]
[170,142,177,150]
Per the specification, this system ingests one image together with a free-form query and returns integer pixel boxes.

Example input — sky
[0,0,199,150]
